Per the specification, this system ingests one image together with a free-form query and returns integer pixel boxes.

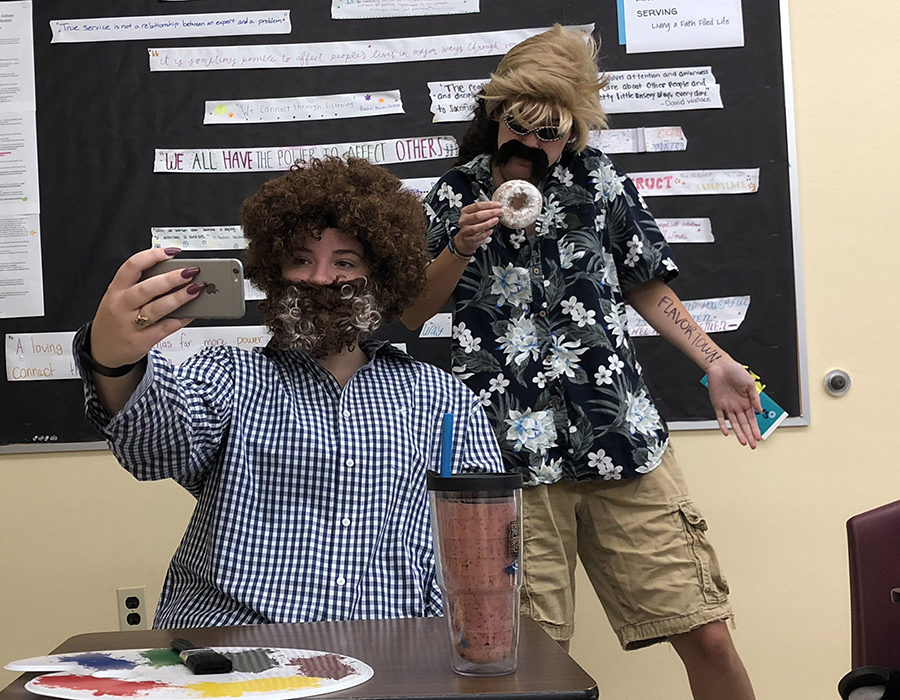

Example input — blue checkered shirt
[74,324,503,629]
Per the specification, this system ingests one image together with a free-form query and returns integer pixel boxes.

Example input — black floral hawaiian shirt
[425,147,679,483]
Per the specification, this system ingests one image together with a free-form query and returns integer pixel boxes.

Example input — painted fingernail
[164,247,181,256]
[186,282,205,295]
[180,266,200,279]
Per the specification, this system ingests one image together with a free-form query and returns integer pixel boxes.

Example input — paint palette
[5,647,374,700]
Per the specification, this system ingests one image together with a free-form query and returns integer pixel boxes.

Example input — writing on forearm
[657,295,723,364]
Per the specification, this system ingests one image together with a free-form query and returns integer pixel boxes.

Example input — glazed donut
[492,179,542,229]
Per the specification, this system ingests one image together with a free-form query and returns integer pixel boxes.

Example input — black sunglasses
[502,113,565,142]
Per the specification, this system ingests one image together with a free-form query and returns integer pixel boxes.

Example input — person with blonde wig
[404,24,758,700]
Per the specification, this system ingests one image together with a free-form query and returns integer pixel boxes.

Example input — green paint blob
[140,649,182,667]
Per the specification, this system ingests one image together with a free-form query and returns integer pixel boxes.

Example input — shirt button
[342,410,350,418]
[345,458,355,467]
[336,576,346,586]
[341,518,351,527]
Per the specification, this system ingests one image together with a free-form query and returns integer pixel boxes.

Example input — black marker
[170,638,233,675]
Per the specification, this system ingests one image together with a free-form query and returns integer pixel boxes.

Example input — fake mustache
[493,139,550,183]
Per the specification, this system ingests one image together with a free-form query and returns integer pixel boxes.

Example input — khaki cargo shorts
[519,448,733,649]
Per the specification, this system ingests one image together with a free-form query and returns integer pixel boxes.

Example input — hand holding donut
[89,247,204,370]
[492,179,543,230]
[453,200,503,256]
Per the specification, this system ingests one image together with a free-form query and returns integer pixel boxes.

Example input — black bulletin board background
[0,0,805,449]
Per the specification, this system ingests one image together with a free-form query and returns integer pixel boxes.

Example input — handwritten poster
[428,79,488,122]
[50,11,291,43]
[657,218,715,243]
[627,295,750,336]
[154,136,459,173]
[148,25,594,72]
[630,168,759,196]
[5,326,272,381]
[332,0,478,19]
[601,67,722,113]
[622,0,744,54]
[204,91,404,124]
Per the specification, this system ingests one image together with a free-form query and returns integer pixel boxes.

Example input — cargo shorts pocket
[672,499,730,605]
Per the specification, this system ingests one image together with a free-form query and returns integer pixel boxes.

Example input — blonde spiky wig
[479,25,608,153]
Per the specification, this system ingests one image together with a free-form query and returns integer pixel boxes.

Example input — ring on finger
[133,310,153,328]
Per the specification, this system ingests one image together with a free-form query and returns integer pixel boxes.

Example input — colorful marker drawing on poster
[332,0,478,19]
[154,136,458,173]
[5,647,373,700]
[630,168,759,196]
[204,91,404,124]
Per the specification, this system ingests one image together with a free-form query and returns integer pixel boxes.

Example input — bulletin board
[0,0,807,451]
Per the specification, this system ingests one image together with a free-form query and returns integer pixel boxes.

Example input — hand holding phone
[141,258,246,319]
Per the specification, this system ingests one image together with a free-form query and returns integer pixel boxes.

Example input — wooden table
[2,616,597,700]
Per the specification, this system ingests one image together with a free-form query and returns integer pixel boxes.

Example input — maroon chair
[847,500,900,669]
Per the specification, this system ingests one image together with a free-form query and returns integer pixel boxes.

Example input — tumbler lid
[426,470,523,492]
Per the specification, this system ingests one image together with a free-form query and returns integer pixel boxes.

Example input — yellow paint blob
[186,676,322,697]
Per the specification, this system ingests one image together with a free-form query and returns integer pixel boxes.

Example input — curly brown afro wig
[241,156,431,322]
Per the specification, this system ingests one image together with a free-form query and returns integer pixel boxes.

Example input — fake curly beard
[262,279,383,358]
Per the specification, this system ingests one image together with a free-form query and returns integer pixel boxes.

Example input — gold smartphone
[141,258,246,319]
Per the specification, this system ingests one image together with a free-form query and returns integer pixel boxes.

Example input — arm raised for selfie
[86,247,203,414]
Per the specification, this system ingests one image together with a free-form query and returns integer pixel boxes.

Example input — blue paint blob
[59,653,138,671]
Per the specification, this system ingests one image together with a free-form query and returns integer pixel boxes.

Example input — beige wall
[3,1,899,697]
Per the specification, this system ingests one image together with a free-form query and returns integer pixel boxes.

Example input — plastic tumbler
[427,470,524,676]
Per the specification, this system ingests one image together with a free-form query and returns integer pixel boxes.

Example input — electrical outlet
[116,586,149,631]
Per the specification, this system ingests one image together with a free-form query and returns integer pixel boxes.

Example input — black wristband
[78,324,142,377]
[447,235,475,263]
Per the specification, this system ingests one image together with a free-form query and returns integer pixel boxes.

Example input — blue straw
[440,412,454,477]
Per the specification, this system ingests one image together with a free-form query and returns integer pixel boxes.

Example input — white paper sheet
[6,331,76,381]
[656,217,714,243]
[0,111,40,215]
[154,136,458,173]
[332,0,478,19]
[0,213,42,318]
[420,313,452,338]
[626,295,750,336]
[588,126,686,154]
[601,67,722,113]
[630,168,759,196]
[148,25,594,71]
[622,0,744,54]
[204,90,404,124]
[50,11,291,43]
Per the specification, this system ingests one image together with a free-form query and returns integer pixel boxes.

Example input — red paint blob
[34,675,170,697]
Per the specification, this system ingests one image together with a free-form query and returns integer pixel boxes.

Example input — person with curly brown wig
[403,25,758,700]
[72,156,502,629]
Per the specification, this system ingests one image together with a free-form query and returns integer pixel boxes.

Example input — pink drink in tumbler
[427,471,523,676]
